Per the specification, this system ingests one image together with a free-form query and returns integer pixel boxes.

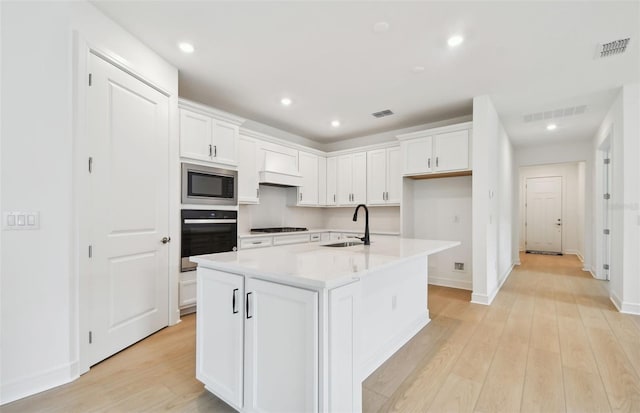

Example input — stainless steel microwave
[181,163,238,206]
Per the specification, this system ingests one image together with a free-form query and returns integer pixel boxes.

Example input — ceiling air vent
[523,105,587,123]
[372,109,394,118]
[596,38,630,58]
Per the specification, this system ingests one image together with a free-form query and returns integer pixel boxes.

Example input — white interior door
[525,176,562,253]
[88,53,170,366]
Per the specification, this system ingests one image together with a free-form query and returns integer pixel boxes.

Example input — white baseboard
[563,249,585,262]
[610,291,640,315]
[429,276,472,291]
[471,263,514,306]
[0,361,78,405]
[359,313,430,381]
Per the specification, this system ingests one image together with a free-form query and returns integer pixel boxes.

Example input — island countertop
[191,237,460,289]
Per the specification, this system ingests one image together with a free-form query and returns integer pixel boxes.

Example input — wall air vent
[596,38,630,58]
[372,109,394,118]
[523,105,587,123]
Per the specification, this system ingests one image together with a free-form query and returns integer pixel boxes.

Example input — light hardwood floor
[3,253,639,412]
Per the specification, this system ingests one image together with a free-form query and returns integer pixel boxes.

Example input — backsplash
[238,185,401,234]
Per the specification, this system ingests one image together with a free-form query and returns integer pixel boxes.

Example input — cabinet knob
[161,236,171,244]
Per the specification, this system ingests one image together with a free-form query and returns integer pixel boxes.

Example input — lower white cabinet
[197,268,318,413]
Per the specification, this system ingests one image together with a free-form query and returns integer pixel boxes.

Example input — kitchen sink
[322,240,364,247]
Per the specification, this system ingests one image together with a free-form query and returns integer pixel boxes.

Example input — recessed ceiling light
[547,123,557,131]
[178,42,195,53]
[412,66,425,73]
[331,120,341,128]
[373,21,390,33]
[280,97,292,106]
[447,35,464,47]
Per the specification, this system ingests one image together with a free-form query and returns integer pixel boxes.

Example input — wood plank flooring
[3,253,639,412]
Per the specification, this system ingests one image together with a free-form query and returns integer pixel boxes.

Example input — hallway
[3,254,639,412]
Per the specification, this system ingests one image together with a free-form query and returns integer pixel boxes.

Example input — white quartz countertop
[192,237,460,289]
[237,228,401,239]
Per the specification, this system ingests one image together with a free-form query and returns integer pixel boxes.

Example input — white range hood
[258,141,303,187]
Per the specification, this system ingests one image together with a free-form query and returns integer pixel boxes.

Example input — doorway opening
[519,162,587,261]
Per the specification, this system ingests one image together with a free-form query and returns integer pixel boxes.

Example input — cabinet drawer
[240,237,273,249]
[273,233,311,246]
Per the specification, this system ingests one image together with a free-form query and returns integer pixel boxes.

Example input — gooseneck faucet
[352,204,370,245]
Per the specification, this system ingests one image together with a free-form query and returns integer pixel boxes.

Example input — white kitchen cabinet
[197,268,244,410]
[240,237,273,249]
[318,156,327,206]
[337,152,367,205]
[198,268,318,413]
[179,270,197,309]
[244,278,318,413]
[326,156,337,206]
[433,129,469,172]
[273,233,311,245]
[398,123,471,177]
[179,101,244,166]
[297,151,319,206]
[366,146,401,205]
[238,134,259,204]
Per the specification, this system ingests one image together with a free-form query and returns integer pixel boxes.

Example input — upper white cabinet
[179,99,245,166]
[326,157,338,206]
[398,122,472,177]
[297,151,319,206]
[336,152,367,205]
[318,156,327,206]
[367,146,401,205]
[238,134,259,204]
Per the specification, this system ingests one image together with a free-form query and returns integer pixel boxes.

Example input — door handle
[161,236,171,244]
[436,157,439,167]
[300,192,303,201]
[246,292,253,319]
[208,144,213,157]
[232,288,239,314]
[214,145,217,157]
[428,158,431,168]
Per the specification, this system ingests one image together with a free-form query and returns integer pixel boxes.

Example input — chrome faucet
[352,204,370,245]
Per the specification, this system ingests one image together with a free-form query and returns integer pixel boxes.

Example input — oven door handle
[183,219,237,224]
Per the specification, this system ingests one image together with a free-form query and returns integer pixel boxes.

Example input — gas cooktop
[251,227,309,233]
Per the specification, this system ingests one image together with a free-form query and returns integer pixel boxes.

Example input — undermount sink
[322,240,364,247]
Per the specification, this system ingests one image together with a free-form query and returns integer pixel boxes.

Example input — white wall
[518,162,585,258]
[593,83,640,314]
[322,206,400,233]
[1,1,179,404]
[515,141,593,270]
[411,177,472,290]
[471,95,516,305]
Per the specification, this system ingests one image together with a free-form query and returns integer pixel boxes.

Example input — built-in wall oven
[182,162,238,206]
[181,209,238,272]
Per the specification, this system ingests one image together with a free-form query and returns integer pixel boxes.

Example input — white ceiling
[92,1,639,146]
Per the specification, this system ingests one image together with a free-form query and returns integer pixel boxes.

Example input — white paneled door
[87,53,170,366]
[525,176,562,254]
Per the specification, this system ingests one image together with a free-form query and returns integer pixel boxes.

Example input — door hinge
[603,193,611,200]
[88,157,93,173]
[88,245,93,258]
[604,158,610,164]
[603,229,610,235]
[89,331,93,344]
[88,73,92,86]
[603,264,610,270]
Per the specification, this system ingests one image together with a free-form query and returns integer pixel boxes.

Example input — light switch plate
[3,211,40,230]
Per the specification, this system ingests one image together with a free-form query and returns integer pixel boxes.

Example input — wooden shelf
[405,170,472,180]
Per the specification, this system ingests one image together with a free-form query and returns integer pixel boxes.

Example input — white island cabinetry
[193,237,459,413]
[197,268,318,413]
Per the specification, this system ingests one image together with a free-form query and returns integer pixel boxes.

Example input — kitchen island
[192,237,459,413]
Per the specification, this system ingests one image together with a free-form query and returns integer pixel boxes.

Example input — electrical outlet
[454,262,464,271]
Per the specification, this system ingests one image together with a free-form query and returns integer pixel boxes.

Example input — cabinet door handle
[208,144,213,157]
[428,158,431,168]
[436,157,439,167]
[232,288,239,314]
[246,292,253,319]
[251,241,262,245]
[256,188,259,198]
[300,192,303,201]
[214,145,217,157]
[382,191,386,201]
[333,194,336,202]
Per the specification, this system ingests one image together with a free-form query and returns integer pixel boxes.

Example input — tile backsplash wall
[238,185,401,234]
